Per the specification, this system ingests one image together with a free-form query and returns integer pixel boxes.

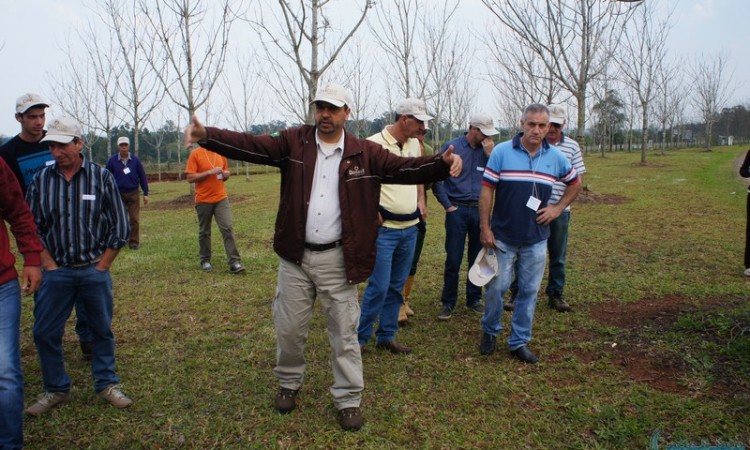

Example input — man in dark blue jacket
[106,137,149,250]
[432,113,499,320]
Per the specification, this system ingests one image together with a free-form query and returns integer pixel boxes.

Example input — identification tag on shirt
[82,194,96,201]
[45,160,55,166]
[526,196,541,211]
[123,167,131,174]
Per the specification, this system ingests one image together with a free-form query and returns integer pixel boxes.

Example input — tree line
[19,0,742,174]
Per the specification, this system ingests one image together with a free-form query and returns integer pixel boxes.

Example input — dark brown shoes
[510,345,539,364]
[376,340,412,354]
[548,294,571,312]
[338,407,364,431]
[275,387,299,414]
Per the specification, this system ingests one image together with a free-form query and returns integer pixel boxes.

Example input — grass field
[19,145,750,449]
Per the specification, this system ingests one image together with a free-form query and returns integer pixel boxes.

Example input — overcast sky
[0,0,747,136]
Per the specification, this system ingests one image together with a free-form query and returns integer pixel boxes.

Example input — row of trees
[23,0,742,174]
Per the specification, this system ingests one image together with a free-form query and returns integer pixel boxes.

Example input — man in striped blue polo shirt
[505,104,587,313]
[478,104,582,364]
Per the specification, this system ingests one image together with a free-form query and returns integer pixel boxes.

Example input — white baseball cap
[16,93,49,114]
[40,117,82,144]
[469,112,499,136]
[117,136,130,146]
[396,98,433,122]
[548,104,567,125]
[468,247,500,287]
[311,84,353,108]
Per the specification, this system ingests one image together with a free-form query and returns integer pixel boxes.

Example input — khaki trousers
[273,247,363,409]
[120,190,140,245]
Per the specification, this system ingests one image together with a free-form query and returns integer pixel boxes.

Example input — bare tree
[420,1,473,143]
[481,0,635,144]
[251,0,373,124]
[485,29,561,121]
[142,110,169,181]
[140,0,238,123]
[689,52,736,151]
[369,0,470,144]
[369,0,423,99]
[99,0,166,155]
[49,28,119,161]
[221,51,266,178]
[653,58,682,153]
[615,1,672,163]
[332,38,378,137]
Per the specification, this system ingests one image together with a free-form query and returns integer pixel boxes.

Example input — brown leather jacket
[200,125,451,284]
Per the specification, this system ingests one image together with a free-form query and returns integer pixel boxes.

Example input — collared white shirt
[305,131,344,244]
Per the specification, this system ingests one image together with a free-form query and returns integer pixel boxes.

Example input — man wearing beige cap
[106,136,150,250]
[357,98,433,356]
[433,112,499,320]
[25,116,133,416]
[0,93,95,361]
[184,84,462,431]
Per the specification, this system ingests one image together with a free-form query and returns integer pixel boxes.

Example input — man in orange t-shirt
[185,146,244,273]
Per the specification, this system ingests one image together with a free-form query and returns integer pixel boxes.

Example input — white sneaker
[201,261,213,272]
[99,384,133,409]
[744,268,750,278]
[25,391,72,416]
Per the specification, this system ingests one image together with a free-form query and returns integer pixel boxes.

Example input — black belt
[63,258,102,268]
[451,199,479,207]
[304,240,342,252]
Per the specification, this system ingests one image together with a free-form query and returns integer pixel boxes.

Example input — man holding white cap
[478,104,581,364]
[0,93,95,361]
[106,136,150,250]
[184,84,462,431]
[25,116,133,416]
[506,104,586,313]
[357,98,433,356]
[433,112,499,320]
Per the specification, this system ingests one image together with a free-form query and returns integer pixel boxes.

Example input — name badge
[82,194,96,201]
[526,196,541,211]
[45,160,55,166]
[476,166,485,172]
[123,167,131,174]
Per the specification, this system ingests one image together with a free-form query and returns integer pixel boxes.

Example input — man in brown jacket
[185,84,461,431]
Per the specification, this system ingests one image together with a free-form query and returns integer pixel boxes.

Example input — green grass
[18,145,750,449]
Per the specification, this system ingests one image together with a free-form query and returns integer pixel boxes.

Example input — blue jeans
[0,280,23,450]
[545,211,570,297]
[33,266,120,393]
[482,239,547,350]
[509,211,571,298]
[441,205,483,309]
[358,226,417,345]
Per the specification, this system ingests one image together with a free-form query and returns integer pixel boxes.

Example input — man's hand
[143,195,149,206]
[481,137,495,156]
[21,266,42,296]
[185,115,207,148]
[536,204,563,225]
[441,145,463,177]
[480,226,496,248]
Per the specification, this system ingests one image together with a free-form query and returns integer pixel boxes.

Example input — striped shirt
[26,156,130,266]
[483,133,579,246]
[549,133,586,210]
